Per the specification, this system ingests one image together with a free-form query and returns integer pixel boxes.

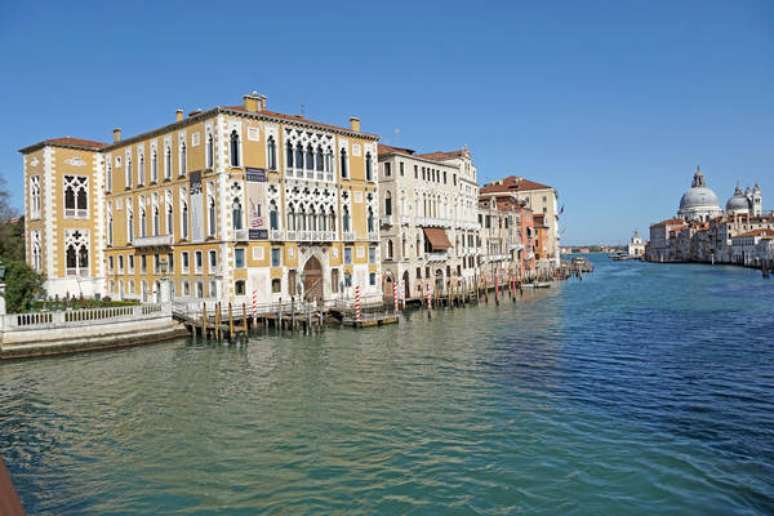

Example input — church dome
[726,185,750,212]
[680,187,720,211]
[677,166,722,221]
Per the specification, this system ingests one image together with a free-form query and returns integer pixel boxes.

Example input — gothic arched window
[230,130,241,167]
[365,152,373,181]
[232,198,243,230]
[267,136,277,170]
[340,148,348,179]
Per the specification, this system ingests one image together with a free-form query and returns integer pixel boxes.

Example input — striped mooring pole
[392,282,399,312]
[251,289,257,317]
[354,285,361,323]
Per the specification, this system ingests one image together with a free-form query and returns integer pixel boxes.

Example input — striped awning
[423,227,452,251]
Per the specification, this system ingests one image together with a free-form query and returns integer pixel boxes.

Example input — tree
[4,259,44,312]
[0,177,45,311]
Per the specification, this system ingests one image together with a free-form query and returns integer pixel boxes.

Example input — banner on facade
[246,169,268,240]
[189,170,203,242]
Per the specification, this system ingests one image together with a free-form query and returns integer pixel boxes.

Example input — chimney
[112,128,122,142]
[349,116,361,132]
[243,91,266,113]
[176,109,184,122]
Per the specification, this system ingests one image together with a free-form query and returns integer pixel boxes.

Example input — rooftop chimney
[176,109,184,122]
[243,91,267,113]
[112,128,122,142]
[349,116,361,132]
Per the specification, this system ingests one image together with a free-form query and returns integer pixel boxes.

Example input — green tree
[3,259,44,312]
[0,177,45,311]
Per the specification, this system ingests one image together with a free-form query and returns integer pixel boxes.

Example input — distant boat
[525,282,552,289]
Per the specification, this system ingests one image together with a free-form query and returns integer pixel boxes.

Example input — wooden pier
[174,300,326,342]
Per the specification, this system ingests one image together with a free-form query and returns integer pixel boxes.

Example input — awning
[423,227,452,251]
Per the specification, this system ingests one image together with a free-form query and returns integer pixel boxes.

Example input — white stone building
[627,230,645,257]
[377,145,480,301]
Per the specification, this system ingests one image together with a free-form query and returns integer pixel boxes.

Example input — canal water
[1,255,773,514]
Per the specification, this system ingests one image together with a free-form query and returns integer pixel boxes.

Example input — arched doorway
[303,256,323,304]
[402,271,410,300]
[383,275,393,303]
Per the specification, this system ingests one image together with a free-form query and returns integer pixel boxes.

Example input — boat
[524,282,552,289]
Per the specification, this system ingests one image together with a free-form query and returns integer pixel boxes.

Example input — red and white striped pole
[393,281,398,312]
[354,285,361,323]
[251,289,257,317]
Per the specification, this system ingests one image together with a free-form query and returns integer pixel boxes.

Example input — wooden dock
[174,300,325,341]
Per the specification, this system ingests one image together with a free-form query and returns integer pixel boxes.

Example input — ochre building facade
[21,93,383,307]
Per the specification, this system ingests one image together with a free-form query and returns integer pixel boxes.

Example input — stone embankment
[0,304,187,360]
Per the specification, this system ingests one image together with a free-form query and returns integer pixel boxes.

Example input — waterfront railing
[1,303,171,332]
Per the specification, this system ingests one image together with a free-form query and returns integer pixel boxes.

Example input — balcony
[270,229,284,241]
[427,252,449,262]
[132,234,173,248]
[416,216,451,228]
[343,231,357,242]
[380,215,394,227]
[368,231,379,241]
[400,215,410,226]
[65,208,89,219]
[66,267,89,277]
[285,230,337,242]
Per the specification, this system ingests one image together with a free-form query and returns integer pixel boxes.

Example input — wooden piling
[242,303,248,339]
[215,302,222,341]
[228,302,234,342]
[202,302,208,339]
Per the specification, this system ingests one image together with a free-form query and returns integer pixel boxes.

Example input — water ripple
[1,257,774,513]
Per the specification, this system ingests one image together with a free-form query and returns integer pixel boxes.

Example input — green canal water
[1,255,773,514]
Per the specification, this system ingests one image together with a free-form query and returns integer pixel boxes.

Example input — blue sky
[1,0,772,245]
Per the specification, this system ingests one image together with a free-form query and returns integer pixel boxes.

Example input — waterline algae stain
[1,255,773,513]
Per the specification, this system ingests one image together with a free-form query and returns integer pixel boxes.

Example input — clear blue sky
[1,0,772,245]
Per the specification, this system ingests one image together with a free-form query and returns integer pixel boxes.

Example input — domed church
[725,182,762,217]
[678,166,723,221]
[677,166,763,222]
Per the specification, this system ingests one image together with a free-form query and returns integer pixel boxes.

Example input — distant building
[480,175,560,268]
[627,230,645,257]
[646,166,770,266]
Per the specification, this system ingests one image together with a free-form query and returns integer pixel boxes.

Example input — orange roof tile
[735,228,774,238]
[224,105,378,139]
[480,175,553,193]
[377,143,415,157]
[19,136,107,153]
[415,149,468,161]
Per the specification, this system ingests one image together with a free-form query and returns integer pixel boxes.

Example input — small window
[271,278,281,293]
[195,251,203,272]
[331,268,339,293]
[209,250,217,270]
[235,248,245,268]
[369,272,376,286]
[344,247,352,264]
[182,251,190,272]
[384,162,391,177]
[235,280,245,295]
[369,246,376,263]
[399,162,404,176]
[271,247,281,267]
